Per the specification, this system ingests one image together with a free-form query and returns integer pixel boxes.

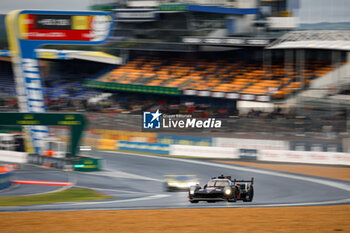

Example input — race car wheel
[243,187,254,202]
[189,200,199,203]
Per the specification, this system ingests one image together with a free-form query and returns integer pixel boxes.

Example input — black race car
[188,175,254,203]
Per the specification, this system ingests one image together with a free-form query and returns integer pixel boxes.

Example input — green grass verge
[0,188,114,206]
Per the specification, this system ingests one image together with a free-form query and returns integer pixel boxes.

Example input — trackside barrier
[27,154,72,169]
[258,150,350,166]
[118,141,170,155]
[90,129,157,143]
[0,171,13,189]
[239,149,258,160]
[169,145,350,165]
[213,137,289,151]
[97,139,117,150]
[71,156,102,171]
[289,141,343,152]
[157,134,212,146]
[170,145,239,159]
[0,150,27,163]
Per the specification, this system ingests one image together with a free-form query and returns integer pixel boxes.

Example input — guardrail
[27,154,72,169]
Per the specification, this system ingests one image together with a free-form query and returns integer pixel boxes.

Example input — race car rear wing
[233,177,254,185]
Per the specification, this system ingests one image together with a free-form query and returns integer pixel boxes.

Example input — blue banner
[118,141,170,155]
[157,134,212,146]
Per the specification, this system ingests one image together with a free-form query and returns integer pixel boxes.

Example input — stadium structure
[0,0,350,157]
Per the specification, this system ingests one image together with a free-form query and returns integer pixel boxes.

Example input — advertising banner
[171,145,239,159]
[6,10,113,154]
[118,141,170,155]
[259,150,350,165]
[157,134,212,147]
[114,9,158,21]
[214,137,289,151]
[97,139,117,150]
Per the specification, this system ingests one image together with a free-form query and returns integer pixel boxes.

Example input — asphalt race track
[0,165,70,197]
[1,150,350,212]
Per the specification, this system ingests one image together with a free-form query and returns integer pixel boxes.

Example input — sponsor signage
[212,92,225,98]
[0,50,11,56]
[19,13,112,42]
[290,141,343,152]
[214,137,289,151]
[6,10,113,154]
[114,9,158,21]
[157,134,212,147]
[85,80,181,95]
[239,148,258,160]
[182,37,272,47]
[182,90,270,102]
[157,4,188,11]
[72,157,102,171]
[259,149,350,165]
[118,141,170,155]
[170,145,239,159]
[0,113,86,157]
[183,89,197,95]
[169,145,350,165]
[226,93,240,99]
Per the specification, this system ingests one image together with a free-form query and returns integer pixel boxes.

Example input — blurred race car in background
[163,175,199,192]
[188,175,254,203]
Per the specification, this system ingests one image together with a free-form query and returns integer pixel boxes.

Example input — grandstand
[83,0,348,108]
[97,54,337,100]
[0,0,349,152]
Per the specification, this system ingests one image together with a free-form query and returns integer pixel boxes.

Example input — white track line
[37,194,169,207]
[72,194,169,205]
[76,186,144,194]
[84,169,162,182]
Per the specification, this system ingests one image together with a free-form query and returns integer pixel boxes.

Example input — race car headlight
[224,188,232,195]
[189,187,196,195]
[187,182,197,187]
[168,182,179,187]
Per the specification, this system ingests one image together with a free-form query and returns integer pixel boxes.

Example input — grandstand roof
[69,51,122,64]
[267,30,350,51]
